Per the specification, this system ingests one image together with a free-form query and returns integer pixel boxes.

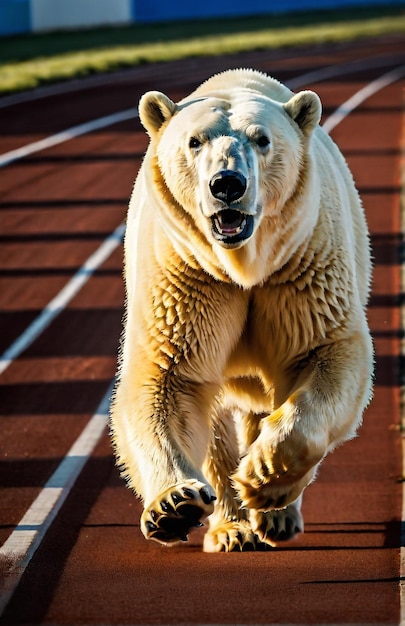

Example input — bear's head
[138,70,322,287]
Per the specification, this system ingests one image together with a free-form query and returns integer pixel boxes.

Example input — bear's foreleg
[112,258,250,546]
[111,376,217,545]
[233,330,373,512]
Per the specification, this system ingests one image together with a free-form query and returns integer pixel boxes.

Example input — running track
[0,34,404,625]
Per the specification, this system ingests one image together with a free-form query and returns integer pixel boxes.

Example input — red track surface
[0,35,404,625]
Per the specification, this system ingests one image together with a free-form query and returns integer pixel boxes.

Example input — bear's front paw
[232,447,313,512]
[203,520,261,553]
[249,505,303,546]
[140,480,216,544]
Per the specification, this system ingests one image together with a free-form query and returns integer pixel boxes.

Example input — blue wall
[0,0,30,35]
[1,0,404,36]
[133,0,405,22]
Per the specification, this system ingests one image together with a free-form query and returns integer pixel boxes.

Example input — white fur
[110,69,373,552]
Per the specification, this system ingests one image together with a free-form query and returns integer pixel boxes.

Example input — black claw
[172,492,187,505]
[145,521,158,533]
[182,488,195,499]
[200,487,216,505]
[160,500,172,513]
[150,510,159,522]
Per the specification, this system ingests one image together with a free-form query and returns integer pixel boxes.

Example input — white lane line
[287,52,405,91]
[0,221,125,375]
[0,381,113,617]
[323,64,405,134]
[0,72,137,110]
[0,107,137,168]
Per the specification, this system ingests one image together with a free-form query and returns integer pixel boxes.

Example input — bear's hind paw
[141,480,216,545]
[203,520,266,553]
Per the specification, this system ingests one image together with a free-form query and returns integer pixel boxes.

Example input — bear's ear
[284,90,321,136]
[138,91,177,135]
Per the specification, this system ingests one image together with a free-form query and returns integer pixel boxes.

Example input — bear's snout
[209,170,247,205]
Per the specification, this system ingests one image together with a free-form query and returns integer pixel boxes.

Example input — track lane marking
[287,52,405,91]
[323,64,405,133]
[0,60,404,620]
[0,222,125,375]
[0,382,113,616]
[0,107,137,168]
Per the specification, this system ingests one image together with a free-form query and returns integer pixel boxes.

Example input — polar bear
[110,69,373,552]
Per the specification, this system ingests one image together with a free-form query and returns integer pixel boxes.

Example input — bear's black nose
[209,170,247,204]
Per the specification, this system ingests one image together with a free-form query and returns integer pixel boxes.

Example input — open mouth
[211,209,254,246]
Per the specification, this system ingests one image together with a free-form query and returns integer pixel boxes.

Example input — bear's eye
[189,137,202,150]
[257,135,270,149]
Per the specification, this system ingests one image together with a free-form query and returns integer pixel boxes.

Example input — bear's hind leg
[202,407,262,552]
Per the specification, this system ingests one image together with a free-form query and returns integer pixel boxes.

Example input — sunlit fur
[110,69,373,552]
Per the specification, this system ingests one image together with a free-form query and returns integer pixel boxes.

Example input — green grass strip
[0,5,404,95]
